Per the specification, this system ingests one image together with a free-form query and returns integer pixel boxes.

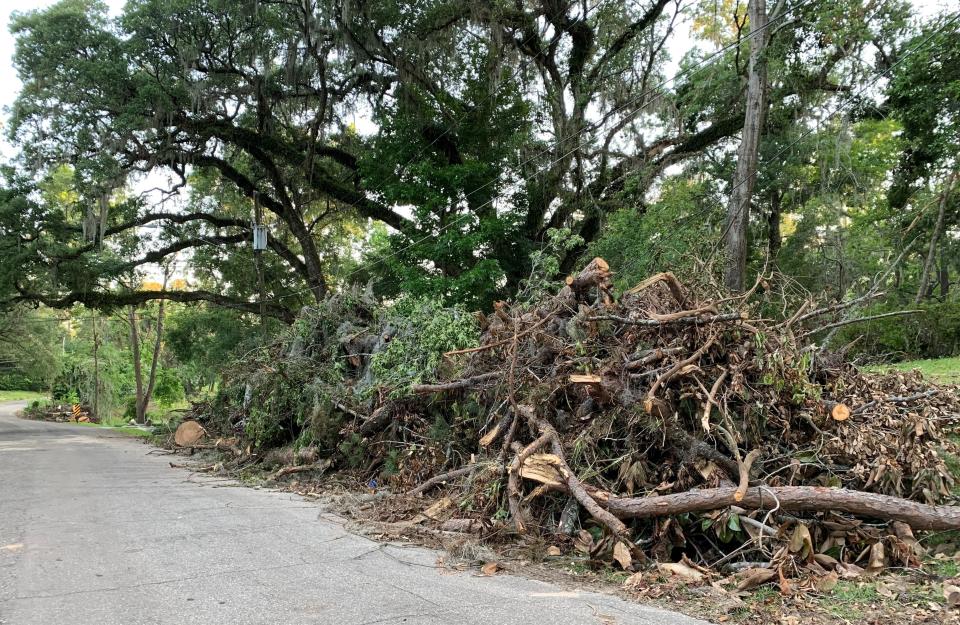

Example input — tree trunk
[141,297,166,425]
[939,251,950,298]
[605,486,960,530]
[128,306,145,424]
[916,171,957,304]
[724,0,769,291]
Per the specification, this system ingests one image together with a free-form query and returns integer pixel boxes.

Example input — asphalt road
[0,400,709,625]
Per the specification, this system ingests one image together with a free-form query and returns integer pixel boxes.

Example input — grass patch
[824,581,879,620]
[73,421,155,438]
[867,356,960,384]
[0,390,48,402]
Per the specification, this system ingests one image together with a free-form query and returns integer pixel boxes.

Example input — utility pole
[252,192,268,338]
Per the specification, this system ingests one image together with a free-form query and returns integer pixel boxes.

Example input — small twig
[701,370,728,432]
[647,336,717,406]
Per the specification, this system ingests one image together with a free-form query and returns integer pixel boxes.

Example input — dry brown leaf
[480,561,500,576]
[777,565,791,595]
[944,583,960,608]
[658,561,705,582]
[867,541,886,573]
[419,497,454,522]
[623,571,646,590]
[574,529,595,554]
[813,553,839,569]
[788,523,814,561]
[736,568,777,591]
[546,545,562,557]
[836,562,864,579]
[876,582,898,599]
[613,541,633,570]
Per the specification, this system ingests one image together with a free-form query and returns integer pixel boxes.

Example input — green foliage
[369,298,479,397]
[0,306,62,391]
[832,300,960,362]
[887,15,960,208]
[589,177,722,289]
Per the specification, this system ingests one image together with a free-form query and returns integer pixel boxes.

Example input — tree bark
[605,486,960,530]
[141,297,166,425]
[917,171,957,304]
[128,306,145,424]
[724,0,769,291]
[939,251,950,298]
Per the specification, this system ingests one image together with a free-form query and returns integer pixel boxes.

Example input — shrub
[830,299,960,362]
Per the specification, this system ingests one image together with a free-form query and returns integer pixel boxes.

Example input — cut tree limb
[408,462,493,496]
[605,486,960,530]
[624,271,688,306]
[412,372,500,394]
[800,310,923,339]
[517,406,628,537]
[565,257,612,292]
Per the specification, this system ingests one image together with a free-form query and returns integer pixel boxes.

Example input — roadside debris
[185,259,960,597]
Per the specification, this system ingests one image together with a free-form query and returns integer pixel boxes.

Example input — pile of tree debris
[22,402,97,424]
[189,259,960,581]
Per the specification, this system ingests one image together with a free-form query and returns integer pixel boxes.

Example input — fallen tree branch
[624,271,687,306]
[587,312,745,327]
[358,403,394,436]
[645,336,717,413]
[647,305,718,322]
[606,486,960,530]
[408,462,494,496]
[411,372,500,394]
[509,433,553,533]
[700,370,728,431]
[625,346,685,371]
[801,310,924,339]
[518,406,628,538]
[790,291,885,326]
[271,462,328,480]
[852,389,941,415]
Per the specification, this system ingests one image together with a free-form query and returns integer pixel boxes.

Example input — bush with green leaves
[830,300,960,362]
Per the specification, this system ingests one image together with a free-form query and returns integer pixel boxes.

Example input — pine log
[605,486,960,530]
[565,257,611,292]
